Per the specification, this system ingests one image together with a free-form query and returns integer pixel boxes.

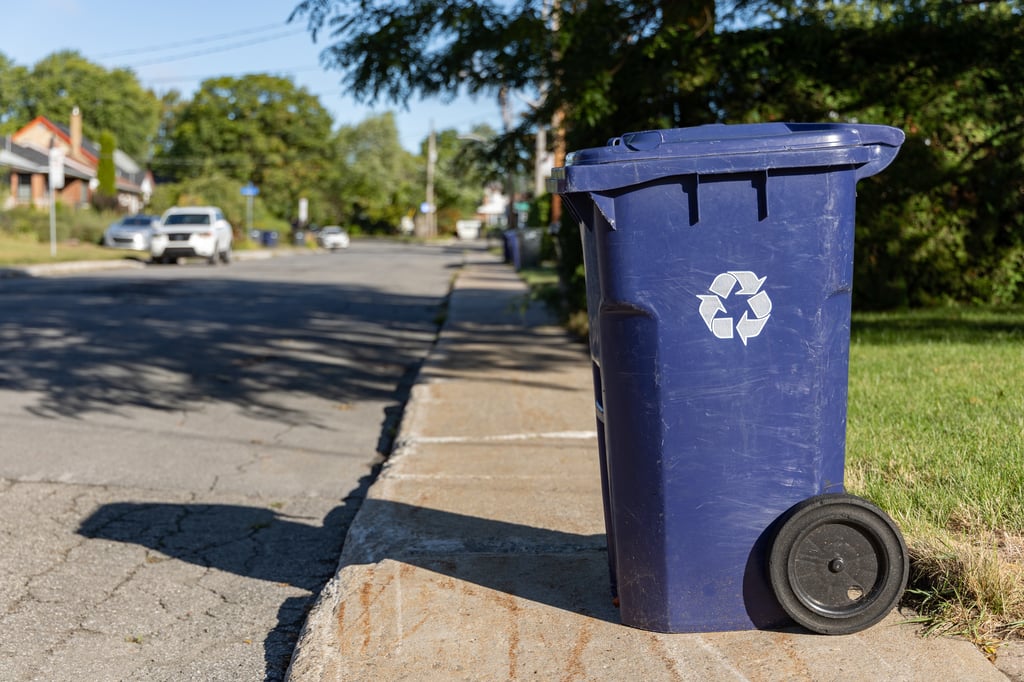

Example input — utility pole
[546,0,565,226]
[534,125,548,198]
[425,122,437,237]
[499,86,518,231]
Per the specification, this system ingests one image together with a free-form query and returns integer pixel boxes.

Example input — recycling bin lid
[551,122,905,193]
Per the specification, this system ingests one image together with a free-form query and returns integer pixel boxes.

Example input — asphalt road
[0,241,468,681]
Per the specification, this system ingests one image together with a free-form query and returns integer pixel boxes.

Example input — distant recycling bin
[502,228,516,264]
[503,228,543,271]
[260,230,279,248]
[515,228,543,270]
[550,123,909,635]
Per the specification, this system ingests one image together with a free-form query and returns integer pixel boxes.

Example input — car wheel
[220,247,232,264]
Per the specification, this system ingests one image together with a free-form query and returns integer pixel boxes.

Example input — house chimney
[70,107,82,160]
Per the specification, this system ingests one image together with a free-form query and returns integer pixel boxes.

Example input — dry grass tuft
[904,527,1024,659]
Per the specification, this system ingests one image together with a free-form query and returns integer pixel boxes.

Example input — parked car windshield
[165,214,211,225]
[122,216,154,226]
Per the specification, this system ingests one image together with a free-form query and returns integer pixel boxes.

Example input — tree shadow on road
[0,266,582,424]
[0,276,444,423]
[78,494,618,680]
[76,474,372,680]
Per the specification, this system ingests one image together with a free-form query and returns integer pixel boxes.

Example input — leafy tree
[20,51,160,159]
[149,172,289,234]
[0,52,30,134]
[432,124,501,231]
[151,90,186,166]
[325,112,420,232]
[96,130,117,196]
[289,0,722,295]
[158,74,335,221]
[290,2,717,152]
[710,4,1024,306]
[90,130,119,211]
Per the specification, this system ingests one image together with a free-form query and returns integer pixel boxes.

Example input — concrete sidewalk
[286,250,1011,681]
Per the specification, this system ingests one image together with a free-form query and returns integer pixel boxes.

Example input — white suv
[151,206,233,265]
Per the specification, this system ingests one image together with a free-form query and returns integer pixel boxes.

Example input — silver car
[102,214,160,252]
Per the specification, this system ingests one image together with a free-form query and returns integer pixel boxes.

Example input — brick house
[1,107,152,213]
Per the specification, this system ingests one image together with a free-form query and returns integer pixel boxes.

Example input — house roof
[43,120,145,183]
[63,153,96,181]
[17,116,100,165]
[52,120,103,162]
[0,137,47,173]
[0,136,94,181]
[4,114,151,192]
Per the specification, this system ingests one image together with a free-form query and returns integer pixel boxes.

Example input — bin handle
[561,193,585,228]
[855,127,906,181]
[606,130,664,153]
[562,192,616,230]
[591,192,617,229]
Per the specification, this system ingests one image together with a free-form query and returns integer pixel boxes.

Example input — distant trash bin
[260,230,279,248]
[503,228,543,271]
[502,228,516,265]
[550,123,909,635]
[515,228,542,270]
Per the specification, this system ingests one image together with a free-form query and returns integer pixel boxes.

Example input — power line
[124,29,306,68]
[143,66,325,85]
[92,22,293,59]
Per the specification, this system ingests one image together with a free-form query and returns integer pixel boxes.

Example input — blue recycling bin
[550,123,909,635]
[261,230,279,248]
[504,228,541,271]
[502,228,517,265]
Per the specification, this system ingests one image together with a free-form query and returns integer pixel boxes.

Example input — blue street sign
[241,182,260,196]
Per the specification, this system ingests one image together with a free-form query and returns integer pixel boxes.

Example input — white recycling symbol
[696,271,773,346]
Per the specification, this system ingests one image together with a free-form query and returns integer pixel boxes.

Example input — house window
[16,174,31,202]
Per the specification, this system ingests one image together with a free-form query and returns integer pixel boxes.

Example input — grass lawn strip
[848,306,1024,653]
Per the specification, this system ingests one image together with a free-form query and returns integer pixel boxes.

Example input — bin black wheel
[768,493,908,635]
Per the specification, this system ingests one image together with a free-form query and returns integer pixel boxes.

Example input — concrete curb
[0,259,147,278]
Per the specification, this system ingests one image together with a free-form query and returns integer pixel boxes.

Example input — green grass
[848,307,1024,533]
[0,233,132,266]
[0,232,278,266]
[0,204,284,266]
[846,306,1024,646]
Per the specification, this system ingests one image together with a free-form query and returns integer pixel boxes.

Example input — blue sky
[2,0,506,152]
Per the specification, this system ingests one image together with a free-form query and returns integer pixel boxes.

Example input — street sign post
[48,148,65,257]
[240,182,259,234]
[49,148,65,190]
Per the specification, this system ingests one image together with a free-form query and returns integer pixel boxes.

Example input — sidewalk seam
[393,430,597,447]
